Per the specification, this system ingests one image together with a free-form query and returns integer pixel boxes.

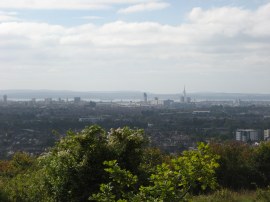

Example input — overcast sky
[0,0,270,93]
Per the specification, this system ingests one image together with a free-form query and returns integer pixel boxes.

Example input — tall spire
[183,85,186,98]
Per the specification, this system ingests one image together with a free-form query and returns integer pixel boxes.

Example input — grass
[189,188,270,202]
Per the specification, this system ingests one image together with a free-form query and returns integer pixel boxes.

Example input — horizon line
[1,89,270,95]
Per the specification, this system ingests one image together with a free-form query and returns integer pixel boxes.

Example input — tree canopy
[0,125,221,202]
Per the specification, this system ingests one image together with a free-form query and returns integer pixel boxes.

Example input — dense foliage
[1,125,270,201]
[91,143,219,202]
[210,141,270,190]
[0,125,219,202]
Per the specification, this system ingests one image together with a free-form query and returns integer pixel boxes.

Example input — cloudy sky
[0,0,270,93]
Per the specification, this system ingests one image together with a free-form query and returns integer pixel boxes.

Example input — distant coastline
[1,90,270,101]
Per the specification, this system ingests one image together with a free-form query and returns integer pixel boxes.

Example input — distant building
[44,98,52,105]
[150,97,164,105]
[264,129,270,141]
[180,96,185,103]
[234,99,242,106]
[30,98,36,106]
[3,95,7,103]
[192,110,210,115]
[143,93,148,103]
[147,123,154,128]
[164,99,174,107]
[236,129,260,142]
[74,97,81,103]
[180,86,191,103]
[79,117,103,123]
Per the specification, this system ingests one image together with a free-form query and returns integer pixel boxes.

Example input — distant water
[7,98,143,102]
[2,90,270,102]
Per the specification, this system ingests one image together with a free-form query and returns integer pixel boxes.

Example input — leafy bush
[91,143,219,202]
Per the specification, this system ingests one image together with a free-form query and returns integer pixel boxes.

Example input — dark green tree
[254,141,270,187]
[4,125,148,202]
[210,142,262,190]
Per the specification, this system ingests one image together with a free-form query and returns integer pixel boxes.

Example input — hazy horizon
[3,89,270,95]
[1,0,270,93]
[3,89,270,102]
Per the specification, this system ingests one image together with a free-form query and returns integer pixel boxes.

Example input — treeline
[212,141,270,190]
[0,125,270,201]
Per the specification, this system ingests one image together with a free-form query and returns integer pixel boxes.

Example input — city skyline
[0,0,270,93]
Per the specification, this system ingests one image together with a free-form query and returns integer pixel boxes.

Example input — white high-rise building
[236,129,260,142]
[264,129,270,141]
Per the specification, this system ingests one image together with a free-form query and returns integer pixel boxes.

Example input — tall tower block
[3,95,7,103]
[143,93,148,103]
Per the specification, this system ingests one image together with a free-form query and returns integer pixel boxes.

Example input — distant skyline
[0,0,270,93]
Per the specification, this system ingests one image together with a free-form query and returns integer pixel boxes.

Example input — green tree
[254,141,270,187]
[139,143,219,201]
[210,141,262,190]
[91,143,219,202]
[4,125,148,202]
[9,152,35,176]
[107,127,147,175]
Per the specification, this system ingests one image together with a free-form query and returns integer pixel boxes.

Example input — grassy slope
[189,189,270,202]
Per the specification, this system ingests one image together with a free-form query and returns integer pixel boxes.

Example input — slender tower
[183,86,187,102]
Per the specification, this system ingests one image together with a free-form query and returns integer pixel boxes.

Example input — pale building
[236,129,260,142]
[264,129,270,141]
[150,97,164,105]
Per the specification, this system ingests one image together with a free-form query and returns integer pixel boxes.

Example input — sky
[0,0,270,94]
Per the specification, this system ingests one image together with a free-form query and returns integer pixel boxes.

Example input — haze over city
[0,0,270,93]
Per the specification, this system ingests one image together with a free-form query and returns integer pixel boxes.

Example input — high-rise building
[264,129,270,141]
[236,129,260,142]
[143,93,147,103]
[3,95,7,103]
